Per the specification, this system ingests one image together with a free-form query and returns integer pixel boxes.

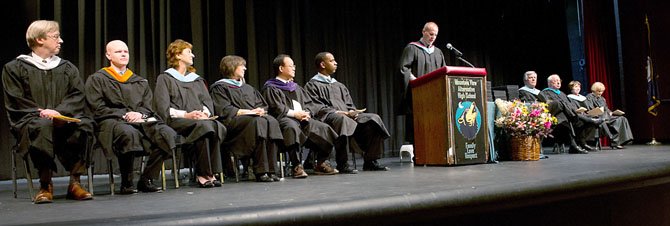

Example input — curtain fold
[583,0,616,109]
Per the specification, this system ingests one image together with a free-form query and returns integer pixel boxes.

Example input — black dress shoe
[270,174,281,182]
[581,143,595,151]
[255,174,273,182]
[336,163,358,174]
[212,180,222,187]
[120,186,138,195]
[569,146,588,154]
[363,160,390,171]
[137,179,162,193]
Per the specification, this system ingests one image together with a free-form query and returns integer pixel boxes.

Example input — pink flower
[529,109,541,117]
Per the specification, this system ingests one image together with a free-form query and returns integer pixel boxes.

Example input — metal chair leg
[88,164,94,196]
[12,146,35,201]
[351,151,357,170]
[172,148,180,189]
[23,158,34,202]
[161,162,167,191]
[230,154,239,183]
[85,136,94,195]
[11,147,17,199]
[108,160,115,196]
[348,138,357,170]
[279,152,285,178]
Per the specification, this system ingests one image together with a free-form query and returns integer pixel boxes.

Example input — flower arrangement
[494,99,557,138]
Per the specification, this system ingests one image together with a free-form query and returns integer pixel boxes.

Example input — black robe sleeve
[262,85,291,119]
[210,83,241,122]
[304,81,338,119]
[85,72,126,121]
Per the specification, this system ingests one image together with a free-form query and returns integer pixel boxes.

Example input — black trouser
[118,149,169,187]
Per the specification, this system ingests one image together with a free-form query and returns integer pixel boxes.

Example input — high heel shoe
[198,180,214,188]
[197,176,214,188]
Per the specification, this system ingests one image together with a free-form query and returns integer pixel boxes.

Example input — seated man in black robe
[305,52,391,171]
[586,82,634,149]
[86,40,177,194]
[154,39,226,188]
[210,55,283,182]
[2,20,93,203]
[538,74,603,154]
[519,71,541,102]
[262,54,341,177]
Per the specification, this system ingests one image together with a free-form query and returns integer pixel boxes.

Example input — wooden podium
[409,66,489,166]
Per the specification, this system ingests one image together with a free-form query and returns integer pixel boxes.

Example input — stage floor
[2,145,670,225]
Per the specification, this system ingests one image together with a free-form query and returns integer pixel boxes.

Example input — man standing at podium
[398,22,447,143]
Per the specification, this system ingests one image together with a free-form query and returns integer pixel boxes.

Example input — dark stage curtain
[583,0,616,109]
[0,0,583,178]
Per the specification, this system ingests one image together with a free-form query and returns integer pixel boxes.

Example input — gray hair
[523,71,536,81]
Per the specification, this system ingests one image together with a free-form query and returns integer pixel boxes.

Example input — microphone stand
[457,57,475,68]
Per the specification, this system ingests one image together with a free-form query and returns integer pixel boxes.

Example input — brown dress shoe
[292,165,308,178]
[34,184,53,204]
[66,182,93,200]
[314,161,339,175]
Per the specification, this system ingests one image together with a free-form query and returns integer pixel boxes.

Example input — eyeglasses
[46,34,61,40]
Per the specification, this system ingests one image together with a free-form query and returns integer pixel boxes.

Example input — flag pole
[647,123,661,145]
[645,14,661,145]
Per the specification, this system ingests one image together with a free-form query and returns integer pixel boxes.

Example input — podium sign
[448,76,488,165]
[410,66,489,166]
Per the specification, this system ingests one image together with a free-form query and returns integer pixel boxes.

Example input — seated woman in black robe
[210,55,283,182]
[586,82,633,149]
[566,80,611,150]
[154,39,226,188]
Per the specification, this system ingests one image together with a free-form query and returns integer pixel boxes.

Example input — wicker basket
[509,136,541,161]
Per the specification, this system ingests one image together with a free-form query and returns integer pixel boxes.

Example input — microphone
[446,43,463,57]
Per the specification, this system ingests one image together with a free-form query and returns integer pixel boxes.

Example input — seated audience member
[2,20,93,203]
[305,52,391,172]
[153,39,226,188]
[210,55,282,182]
[538,74,603,154]
[518,71,541,102]
[586,82,633,149]
[86,40,177,194]
[567,80,611,150]
[262,54,340,177]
